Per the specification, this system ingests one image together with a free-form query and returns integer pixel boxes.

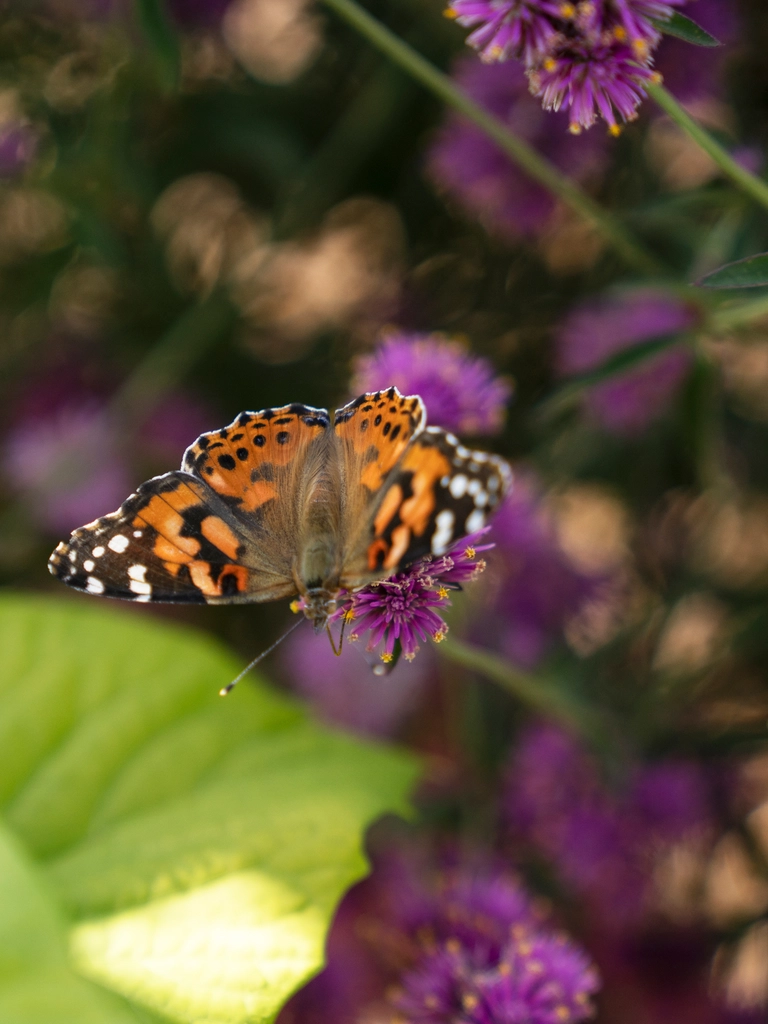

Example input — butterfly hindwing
[340,425,511,586]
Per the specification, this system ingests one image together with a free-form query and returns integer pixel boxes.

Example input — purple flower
[445,0,563,64]
[353,332,511,436]
[483,479,603,668]
[428,59,607,241]
[555,288,698,434]
[279,625,430,736]
[3,403,132,535]
[504,723,716,929]
[530,38,658,134]
[0,122,37,178]
[330,532,494,663]
[395,933,599,1024]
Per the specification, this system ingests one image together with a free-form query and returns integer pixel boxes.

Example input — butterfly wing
[49,403,332,604]
[339,424,511,588]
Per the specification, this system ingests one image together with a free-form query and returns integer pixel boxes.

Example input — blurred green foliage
[0,596,417,1023]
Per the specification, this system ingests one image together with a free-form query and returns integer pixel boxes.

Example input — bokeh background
[5,0,768,1021]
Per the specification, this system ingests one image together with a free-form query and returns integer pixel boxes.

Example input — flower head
[503,722,716,928]
[394,933,599,1024]
[354,332,511,436]
[555,288,698,434]
[445,0,564,64]
[336,531,494,662]
[428,59,607,241]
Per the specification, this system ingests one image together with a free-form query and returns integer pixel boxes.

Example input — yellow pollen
[543,57,557,71]
[432,628,448,643]
[290,599,301,613]
[404,650,417,661]
[424,995,439,1010]
[348,632,360,642]
[489,45,503,59]
[445,938,461,954]
[462,994,479,1012]
[568,122,582,135]
[559,2,575,15]
[381,652,394,663]
[437,586,449,599]
[442,6,458,17]
[613,25,627,41]
[632,38,648,58]
[344,608,356,621]
[464,546,476,558]
[608,123,622,137]
[498,962,512,977]
[527,960,544,974]
[517,941,532,956]
[651,71,663,84]
[555,1007,571,1021]
[575,993,589,1005]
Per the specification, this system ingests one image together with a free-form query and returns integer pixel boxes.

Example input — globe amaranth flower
[317,531,494,663]
[446,0,694,132]
[445,0,564,64]
[504,722,716,929]
[394,931,599,1024]
[555,288,698,434]
[428,59,607,241]
[353,332,511,436]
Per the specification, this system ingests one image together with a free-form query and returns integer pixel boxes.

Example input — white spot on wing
[449,474,468,499]
[129,579,152,596]
[108,535,129,553]
[467,479,482,496]
[456,445,470,459]
[431,509,455,555]
[83,560,95,572]
[86,576,105,594]
[466,509,485,534]
[92,546,105,557]
[128,565,147,582]
[133,530,143,538]
[68,550,77,563]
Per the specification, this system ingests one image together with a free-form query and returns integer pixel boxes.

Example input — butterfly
[48,387,511,632]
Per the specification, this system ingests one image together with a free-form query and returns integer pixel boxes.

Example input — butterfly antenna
[220,617,304,696]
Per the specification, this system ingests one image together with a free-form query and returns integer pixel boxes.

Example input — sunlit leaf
[0,596,418,1024]
[698,252,768,289]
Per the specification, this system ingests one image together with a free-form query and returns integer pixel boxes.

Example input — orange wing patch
[183,404,330,512]
[334,387,426,495]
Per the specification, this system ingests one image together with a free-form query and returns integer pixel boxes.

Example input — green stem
[321,0,661,275]
[439,638,598,736]
[648,82,768,215]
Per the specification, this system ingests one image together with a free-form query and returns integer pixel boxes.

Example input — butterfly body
[49,388,511,622]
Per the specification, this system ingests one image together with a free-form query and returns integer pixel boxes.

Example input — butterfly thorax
[295,458,343,628]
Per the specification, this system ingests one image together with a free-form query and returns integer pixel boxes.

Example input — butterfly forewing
[49,402,333,605]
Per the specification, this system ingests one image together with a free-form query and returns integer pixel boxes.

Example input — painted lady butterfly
[48,388,511,631]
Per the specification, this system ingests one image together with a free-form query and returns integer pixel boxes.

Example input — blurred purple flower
[0,122,37,178]
[428,59,607,241]
[354,332,511,436]
[654,0,740,104]
[281,847,599,1024]
[504,723,715,928]
[485,479,603,668]
[556,289,698,435]
[4,403,132,535]
[395,932,599,1024]
[279,626,429,736]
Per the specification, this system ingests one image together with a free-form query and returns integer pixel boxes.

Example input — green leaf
[134,0,182,91]
[650,11,721,46]
[0,821,150,1023]
[698,252,768,289]
[0,596,418,1024]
